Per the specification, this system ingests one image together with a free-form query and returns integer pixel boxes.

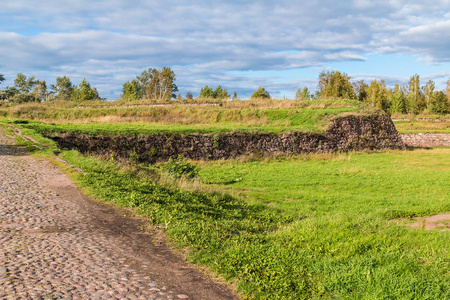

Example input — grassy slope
[1,99,374,135]
[393,120,450,133]
[392,114,450,133]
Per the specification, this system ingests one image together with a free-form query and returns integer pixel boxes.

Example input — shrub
[250,87,270,99]
[162,155,199,179]
[11,93,40,104]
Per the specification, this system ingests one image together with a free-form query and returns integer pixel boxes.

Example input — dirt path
[410,214,450,231]
[0,127,239,299]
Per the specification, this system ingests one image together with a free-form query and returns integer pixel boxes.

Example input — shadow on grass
[204,179,241,185]
[405,146,434,151]
[83,169,294,236]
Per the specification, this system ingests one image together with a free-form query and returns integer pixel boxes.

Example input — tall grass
[0,99,377,127]
[1,99,380,136]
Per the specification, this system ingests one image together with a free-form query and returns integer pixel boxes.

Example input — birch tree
[145,67,178,100]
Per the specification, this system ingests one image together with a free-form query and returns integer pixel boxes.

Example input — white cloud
[0,0,450,99]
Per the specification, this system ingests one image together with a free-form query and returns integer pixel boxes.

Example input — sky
[1,0,450,100]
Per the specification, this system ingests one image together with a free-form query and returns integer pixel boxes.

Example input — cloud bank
[0,0,449,99]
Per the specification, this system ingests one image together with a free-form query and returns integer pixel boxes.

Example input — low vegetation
[0,99,376,135]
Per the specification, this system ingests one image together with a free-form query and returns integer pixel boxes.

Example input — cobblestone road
[0,127,237,300]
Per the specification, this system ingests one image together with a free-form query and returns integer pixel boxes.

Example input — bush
[250,87,270,99]
[11,93,40,104]
[162,155,199,179]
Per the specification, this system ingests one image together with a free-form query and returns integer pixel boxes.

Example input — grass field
[194,150,450,298]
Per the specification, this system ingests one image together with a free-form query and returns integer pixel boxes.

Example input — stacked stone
[46,115,406,162]
[400,133,450,148]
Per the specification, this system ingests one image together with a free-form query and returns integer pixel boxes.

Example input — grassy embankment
[392,114,450,133]
[1,100,449,299]
[0,98,375,134]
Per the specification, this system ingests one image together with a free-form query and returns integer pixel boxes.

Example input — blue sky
[1,0,450,100]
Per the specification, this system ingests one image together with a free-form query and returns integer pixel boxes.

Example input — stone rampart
[400,133,450,148]
[46,115,405,162]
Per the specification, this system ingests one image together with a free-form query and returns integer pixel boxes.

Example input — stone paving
[0,129,192,299]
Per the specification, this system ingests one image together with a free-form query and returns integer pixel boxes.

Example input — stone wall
[46,115,405,163]
[400,133,450,148]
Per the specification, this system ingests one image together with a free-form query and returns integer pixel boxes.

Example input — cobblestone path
[0,127,238,300]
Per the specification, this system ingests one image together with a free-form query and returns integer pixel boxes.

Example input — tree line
[310,71,450,115]
[0,73,100,103]
[121,67,273,101]
[1,67,449,114]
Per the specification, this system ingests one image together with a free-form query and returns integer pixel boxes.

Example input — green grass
[198,150,449,216]
[195,150,450,299]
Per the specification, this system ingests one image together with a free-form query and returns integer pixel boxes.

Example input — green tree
[250,87,270,99]
[393,83,400,94]
[51,76,73,100]
[352,80,368,102]
[135,69,154,99]
[214,85,229,99]
[121,80,139,101]
[145,67,178,100]
[422,80,435,111]
[10,93,40,104]
[366,79,389,111]
[430,91,449,114]
[295,87,311,100]
[132,67,178,100]
[199,85,229,99]
[72,79,98,101]
[446,80,450,100]
[0,88,16,102]
[317,71,356,100]
[390,90,406,114]
[185,91,193,100]
[0,73,4,85]
[406,74,420,114]
[199,85,214,98]
[295,88,302,100]
[32,80,48,102]
[7,73,40,103]
[14,73,36,94]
